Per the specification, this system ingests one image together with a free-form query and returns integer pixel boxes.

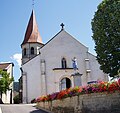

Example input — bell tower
[21,10,43,64]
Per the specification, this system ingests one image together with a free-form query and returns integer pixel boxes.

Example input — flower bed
[36,80,120,102]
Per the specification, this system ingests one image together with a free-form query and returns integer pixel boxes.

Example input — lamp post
[10,88,12,104]
[19,89,22,103]
[9,85,13,104]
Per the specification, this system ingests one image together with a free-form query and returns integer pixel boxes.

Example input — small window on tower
[31,47,34,55]
[61,58,67,69]
[24,48,26,56]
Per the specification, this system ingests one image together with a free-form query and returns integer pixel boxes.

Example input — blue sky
[0,0,103,81]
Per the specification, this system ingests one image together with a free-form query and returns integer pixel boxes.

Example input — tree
[91,0,120,77]
[0,69,14,97]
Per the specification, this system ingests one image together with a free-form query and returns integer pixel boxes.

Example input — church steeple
[21,10,43,64]
[22,10,42,45]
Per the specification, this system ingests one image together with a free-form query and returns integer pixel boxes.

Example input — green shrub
[13,94,19,104]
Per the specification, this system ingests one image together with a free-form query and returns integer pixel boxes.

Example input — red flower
[57,90,68,99]
[36,80,120,102]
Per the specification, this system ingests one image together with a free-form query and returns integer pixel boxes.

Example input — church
[20,10,108,103]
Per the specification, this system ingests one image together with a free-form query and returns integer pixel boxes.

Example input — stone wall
[37,91,120,113]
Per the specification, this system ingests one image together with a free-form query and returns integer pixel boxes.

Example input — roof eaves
[40,29,64,49]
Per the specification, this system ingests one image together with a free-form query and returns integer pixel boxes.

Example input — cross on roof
[60,23,65,30]
[32,0,35,8]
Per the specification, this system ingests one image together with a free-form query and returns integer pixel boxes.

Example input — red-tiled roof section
[22,10,42,45]
[0,63,13,70]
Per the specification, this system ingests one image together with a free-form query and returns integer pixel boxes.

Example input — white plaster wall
[6,64,13,78]
[2,90,11,103]
[22,55,42,103]
[88,53,108,81]
[40,30,89,94]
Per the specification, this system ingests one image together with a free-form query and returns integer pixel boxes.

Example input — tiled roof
[0,63,13,70]
[21,10,42,45]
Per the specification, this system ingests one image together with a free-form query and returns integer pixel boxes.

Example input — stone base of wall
[51,107,74,113]
[37,91,120,113]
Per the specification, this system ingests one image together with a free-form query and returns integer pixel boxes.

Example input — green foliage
[91,0,120,77]
[0,69,14,94]
[13,94,19,104]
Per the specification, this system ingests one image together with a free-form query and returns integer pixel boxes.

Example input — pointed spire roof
[22,10,42,45]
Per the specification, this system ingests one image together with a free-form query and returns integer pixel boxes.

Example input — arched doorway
[60,77,71,90]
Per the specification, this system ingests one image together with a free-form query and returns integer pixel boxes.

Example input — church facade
[21,10,108,103]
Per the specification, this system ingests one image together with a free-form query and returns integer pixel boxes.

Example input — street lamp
[9,88,12,104]
[19,89,22,103]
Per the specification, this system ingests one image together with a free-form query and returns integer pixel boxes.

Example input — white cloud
[0,61,11,63]
[11,53,22,67]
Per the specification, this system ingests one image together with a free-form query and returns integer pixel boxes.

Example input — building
[0,62,14,104]
[21,10,108,103]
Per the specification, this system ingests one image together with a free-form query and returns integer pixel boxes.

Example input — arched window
[24,48,26,56]
[61,58,67,69]
[60,77,71,90]
[31,47,34,55]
